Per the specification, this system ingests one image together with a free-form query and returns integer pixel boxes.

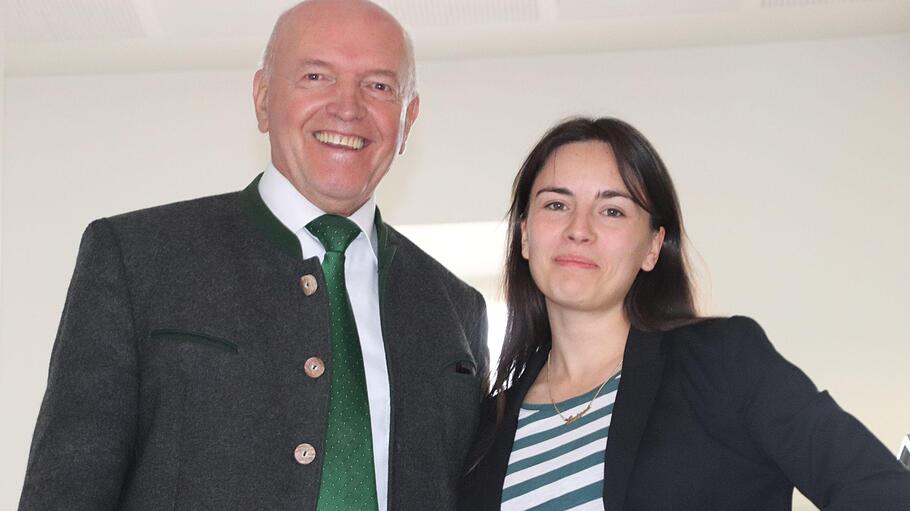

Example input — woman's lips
[553,255,599,269]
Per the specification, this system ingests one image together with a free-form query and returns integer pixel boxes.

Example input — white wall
[2,34,908,509]
[0,22,10,510]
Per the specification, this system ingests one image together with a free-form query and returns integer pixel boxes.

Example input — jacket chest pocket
[141,327,310,418]
[149,328,239,353]
[144,328,244,384]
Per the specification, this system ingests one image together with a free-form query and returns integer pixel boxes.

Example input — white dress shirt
[259,163,391,511]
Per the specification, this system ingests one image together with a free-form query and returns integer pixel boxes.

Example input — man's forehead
[276,12,407,64]
[284,0,405,41]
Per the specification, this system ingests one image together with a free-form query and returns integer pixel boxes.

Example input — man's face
[254,1,419,215]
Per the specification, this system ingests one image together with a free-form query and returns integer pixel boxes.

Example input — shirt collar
[258,162,378,258]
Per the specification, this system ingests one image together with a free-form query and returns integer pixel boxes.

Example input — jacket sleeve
[468,291,490,394]
[19,219,139,510]
[724,316,910,510]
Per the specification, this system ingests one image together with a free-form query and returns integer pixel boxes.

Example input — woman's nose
[565,212,593,243]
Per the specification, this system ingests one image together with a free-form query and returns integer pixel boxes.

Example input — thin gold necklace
[547,352,623,426]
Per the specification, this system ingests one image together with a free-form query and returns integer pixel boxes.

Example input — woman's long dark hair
[492,117,698,397]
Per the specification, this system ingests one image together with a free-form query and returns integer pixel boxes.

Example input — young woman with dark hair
[459,117,910,510]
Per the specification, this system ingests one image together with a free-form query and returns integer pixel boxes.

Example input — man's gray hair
[259,1,418,102]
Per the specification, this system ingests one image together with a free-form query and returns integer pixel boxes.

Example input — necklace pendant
[563,413,582,425]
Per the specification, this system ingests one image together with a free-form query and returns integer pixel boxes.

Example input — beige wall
[2,34,908,509]
[0,25,10,511]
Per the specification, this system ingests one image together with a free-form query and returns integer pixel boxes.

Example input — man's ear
[641,226,666,272]
[397,95,420,154]
[253,70,269,134]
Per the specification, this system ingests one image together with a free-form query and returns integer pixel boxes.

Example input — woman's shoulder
[666,315,764,340]
[659,315,794,400]
[662,315,777,362]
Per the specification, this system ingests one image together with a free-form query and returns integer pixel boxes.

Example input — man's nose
[326,81,366,121]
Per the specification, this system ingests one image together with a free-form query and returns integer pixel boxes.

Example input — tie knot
[306,214,361,254]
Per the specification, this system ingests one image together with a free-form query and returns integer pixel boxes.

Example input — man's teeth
[314,132,365,150]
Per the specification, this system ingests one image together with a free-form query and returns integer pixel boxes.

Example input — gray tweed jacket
[19,176,490,511]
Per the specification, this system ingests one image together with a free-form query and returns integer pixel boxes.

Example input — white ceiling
[3,0,909,76]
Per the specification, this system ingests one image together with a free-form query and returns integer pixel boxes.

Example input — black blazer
[460,317,910,510]
[19,176,489,510]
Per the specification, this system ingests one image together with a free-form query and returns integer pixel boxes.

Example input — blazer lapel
[603,328,665,511]
[506,347,549,416]
[469,347,550,509]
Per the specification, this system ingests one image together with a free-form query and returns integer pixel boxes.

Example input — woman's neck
[546,305,629,386]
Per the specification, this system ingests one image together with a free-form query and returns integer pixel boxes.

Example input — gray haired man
[19,1,489,509]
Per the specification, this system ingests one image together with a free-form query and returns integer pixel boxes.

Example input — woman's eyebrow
[597,189,633,200]
[536,186,573,197]
[536,188,633,200]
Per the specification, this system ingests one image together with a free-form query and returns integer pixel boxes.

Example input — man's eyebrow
[295,61,400,83]
[364,69,401,83]
[298,58,331,68]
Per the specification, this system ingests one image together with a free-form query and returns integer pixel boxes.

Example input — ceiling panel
[3,0,909,75]
[5,0,147,43]
[151,0,292,39]
[556,0,742,20]
[377,0,540,27]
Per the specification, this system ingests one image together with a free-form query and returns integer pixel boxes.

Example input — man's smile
[314,131,368,150]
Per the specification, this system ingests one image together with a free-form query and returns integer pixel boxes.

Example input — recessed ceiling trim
[130,0,164,38]
[761,0,884,7]
[4,0,909,76]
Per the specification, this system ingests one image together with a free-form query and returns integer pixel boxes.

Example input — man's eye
[366,81,398,99]
[304,73,322,81]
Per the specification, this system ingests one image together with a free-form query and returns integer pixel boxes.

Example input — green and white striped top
[500,372,621,511]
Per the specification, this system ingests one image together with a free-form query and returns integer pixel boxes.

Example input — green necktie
[306,214,379,511]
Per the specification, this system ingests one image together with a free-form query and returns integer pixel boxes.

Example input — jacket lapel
[374,208,398,299]
[238,173,303,260]
[603,328,665,511]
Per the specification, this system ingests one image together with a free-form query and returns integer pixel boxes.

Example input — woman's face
[521,140,665,318]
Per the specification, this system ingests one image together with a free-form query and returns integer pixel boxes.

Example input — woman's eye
[604,208,624,217]
[544,202,566,211]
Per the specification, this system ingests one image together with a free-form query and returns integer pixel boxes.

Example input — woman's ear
[641,226,665,272]
[520,220,530,260]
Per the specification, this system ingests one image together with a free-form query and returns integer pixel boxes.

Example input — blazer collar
[603,327,666,511]
[239,173,398,271]
[504,346,550,418]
